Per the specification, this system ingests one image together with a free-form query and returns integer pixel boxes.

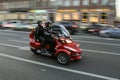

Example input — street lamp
[49,0,58,10]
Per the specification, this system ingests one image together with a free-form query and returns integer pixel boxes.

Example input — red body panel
[29,30,82,61]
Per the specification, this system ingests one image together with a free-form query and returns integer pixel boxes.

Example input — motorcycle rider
[34,20,46,50]
[44,20,56,52]
[44,20,53,32]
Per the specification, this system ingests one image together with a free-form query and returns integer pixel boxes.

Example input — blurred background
[0,0,120,33]
[0,0,117,23]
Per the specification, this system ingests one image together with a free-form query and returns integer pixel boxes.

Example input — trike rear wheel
[57,53,69,65]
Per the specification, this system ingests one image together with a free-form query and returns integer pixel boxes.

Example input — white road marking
[0,29,119,41]
[25,35,119,42]
[0,53,119,80]
[83,49,120,56]
[0,29,30,34]
[22,37,120,47]
[75,40,120,47]
[0,33,17,36]
[0,42,29,50]
[19,47,30,50]
[10,40,29,44]
[18,47,120,56]
[18,46,120,56]
[41,69,46,72]
[0,42,120,56]
[72,35,120,41]
[0,43,22,48]
[23,38,29,40]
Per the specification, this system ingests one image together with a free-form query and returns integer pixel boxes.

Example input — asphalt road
[0,29,120,80]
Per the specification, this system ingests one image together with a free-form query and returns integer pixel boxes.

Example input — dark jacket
[34,25,45,41]
[44,26,56,37]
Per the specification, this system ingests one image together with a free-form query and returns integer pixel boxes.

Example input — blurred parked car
[99,28,120,38]
[2,20,22,29]
[80,23,89,31]
[54,21,79,34]
[51,23,71,38]
[12,23,36,31]
[1,19,37,30]
[83,24,113,34]
[0,21,8,29]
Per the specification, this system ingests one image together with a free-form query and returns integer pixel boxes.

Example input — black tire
[57,53,69,65]
[30,48,39,55]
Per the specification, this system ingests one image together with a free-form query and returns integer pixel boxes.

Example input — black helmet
[37,20,42,25]
[45,20,52,25]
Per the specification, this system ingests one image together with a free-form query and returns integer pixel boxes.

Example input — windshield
[59,25,70,38]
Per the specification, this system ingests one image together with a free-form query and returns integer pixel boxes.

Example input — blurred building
[114,0,120,26]
[0,0,115,24]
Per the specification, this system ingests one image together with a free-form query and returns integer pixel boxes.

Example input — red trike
[29,30,82,64]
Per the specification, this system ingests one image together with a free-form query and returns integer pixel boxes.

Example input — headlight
[59,37,72,44]
[64,46,77,52]
[65,39,72,43]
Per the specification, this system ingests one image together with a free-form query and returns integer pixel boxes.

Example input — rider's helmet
[45,20,52,27]
[37,20,42,25]
[37,20,44,27]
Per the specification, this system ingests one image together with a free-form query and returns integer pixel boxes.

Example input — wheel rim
[57,53,68,64]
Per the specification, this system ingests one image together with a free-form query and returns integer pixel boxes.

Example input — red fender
[55,49,71,57]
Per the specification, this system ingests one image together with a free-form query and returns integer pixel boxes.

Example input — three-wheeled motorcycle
[29,30,82,65]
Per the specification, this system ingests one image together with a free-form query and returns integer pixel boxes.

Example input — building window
[72,12,79,20]
[0,14,5,20]
[109,0,115,6]
[3,3,9,9]
[49,0,55,7]
[9,1,30,9]
[73,0,80,6]
[89,13,99,23]
[19,14,26,19]
[63,13,71,20]
[91,0,99,5]
[82,0,89,6]
[6,14,18,19]
[28,14,34,19]
[100,13,108,19]
[82,13,89,23]
[82,13,88,19]
[64,0,71,6]
[100,13,108,24]
[101,0,109,5]
[91,0,99,3]
[0,3,3,10]
[38,0,47,7]
[57,0,63,6]
[55,13,62,21]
